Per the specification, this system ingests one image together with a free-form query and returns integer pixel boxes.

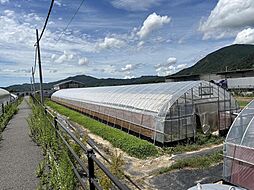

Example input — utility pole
[36,29,44,105]
[30,77,33,94]
[32,67,36,93]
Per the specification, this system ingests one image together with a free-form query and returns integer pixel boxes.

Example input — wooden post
[32,67,36,93]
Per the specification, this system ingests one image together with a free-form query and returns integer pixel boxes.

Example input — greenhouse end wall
[223,100,254,190]
[51,81,239,144]
[0,88,11,115]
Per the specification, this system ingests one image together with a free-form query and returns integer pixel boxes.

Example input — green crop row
[46,100,158,159]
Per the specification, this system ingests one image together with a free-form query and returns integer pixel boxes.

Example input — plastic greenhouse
[223,100,254,190]
[51,81,239,144]
[0,88,10,115]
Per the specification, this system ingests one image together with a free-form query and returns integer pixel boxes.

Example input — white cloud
[154,57,177,69]
[54,0,62,7]
[199,0,254,39]
[121,64,134,72]
[137,12,171,39]
[4,10,15,17]
[234,28,254,44]
[176,64,187,70]
[78,57,89,65]
[156,63,187,76]
[154,57,187,76]
[54,51,74,64]
[97,37,125,49]
[0,0,9,4]
[51,54,57,60]
[166,57,177,65]
[137,41,145,47]
[121,63,143,72]
[124,75,135,79]
[111,0,160,11]
[24,13,42,22]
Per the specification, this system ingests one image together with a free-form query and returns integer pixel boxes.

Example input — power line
[34,0,55,45]
[55,0,85,45]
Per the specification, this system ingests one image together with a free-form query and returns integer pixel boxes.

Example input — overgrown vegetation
[162,133,224,155]
[0,98,22,138]
[97,151,125,190]
[159,151,223,174]
[28,102,76,190]
[29,99,128,190]
[46,100,158,159]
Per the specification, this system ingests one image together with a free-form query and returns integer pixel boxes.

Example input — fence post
[2,103,4,115]
[54,117,58,137]
[87,149,95,190]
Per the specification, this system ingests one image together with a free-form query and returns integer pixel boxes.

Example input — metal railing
[31,95,130,190]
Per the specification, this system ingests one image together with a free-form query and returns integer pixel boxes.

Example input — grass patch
[0,98,22,135]
[237,100,250,108]
[28,101,76,190]
[46,100,158,159]
[159,151,223,174]
[162,133,223,155]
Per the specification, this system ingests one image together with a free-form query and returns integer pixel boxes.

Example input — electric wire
[55,0,85,45]
[37,0,55,43]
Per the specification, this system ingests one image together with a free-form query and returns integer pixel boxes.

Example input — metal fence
[31,95,130,190]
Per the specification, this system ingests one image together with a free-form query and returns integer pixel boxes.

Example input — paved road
[0,97,43,190]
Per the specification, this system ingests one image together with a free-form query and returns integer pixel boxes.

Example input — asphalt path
[0,97,42,190]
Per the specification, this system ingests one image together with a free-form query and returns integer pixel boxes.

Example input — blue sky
[0,0,254,87]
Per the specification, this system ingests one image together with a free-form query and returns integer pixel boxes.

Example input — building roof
[217,68,254,75]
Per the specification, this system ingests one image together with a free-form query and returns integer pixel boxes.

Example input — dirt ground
[235,96,253,102]
[149,163,223,190]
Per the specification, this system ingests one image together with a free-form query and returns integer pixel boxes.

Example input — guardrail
[30,95,130,190]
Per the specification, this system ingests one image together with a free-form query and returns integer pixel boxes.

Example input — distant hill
[5,75,165,92]
[174,44,254,76]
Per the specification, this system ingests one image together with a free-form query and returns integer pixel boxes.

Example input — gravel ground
[0,97,43,190]
[150,163,223,190]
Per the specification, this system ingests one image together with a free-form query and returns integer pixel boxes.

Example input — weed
[28,102,76,189]
[159,151,223,174]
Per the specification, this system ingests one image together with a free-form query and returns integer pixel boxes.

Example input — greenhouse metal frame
[51,81,239,144]
[223,100,254,190]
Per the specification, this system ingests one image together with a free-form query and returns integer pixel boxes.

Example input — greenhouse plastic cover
[0,88,9,96]
[224,100,254,189]
[0,88,10,115]
[52,80,238,143]
[52,81,212,116]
